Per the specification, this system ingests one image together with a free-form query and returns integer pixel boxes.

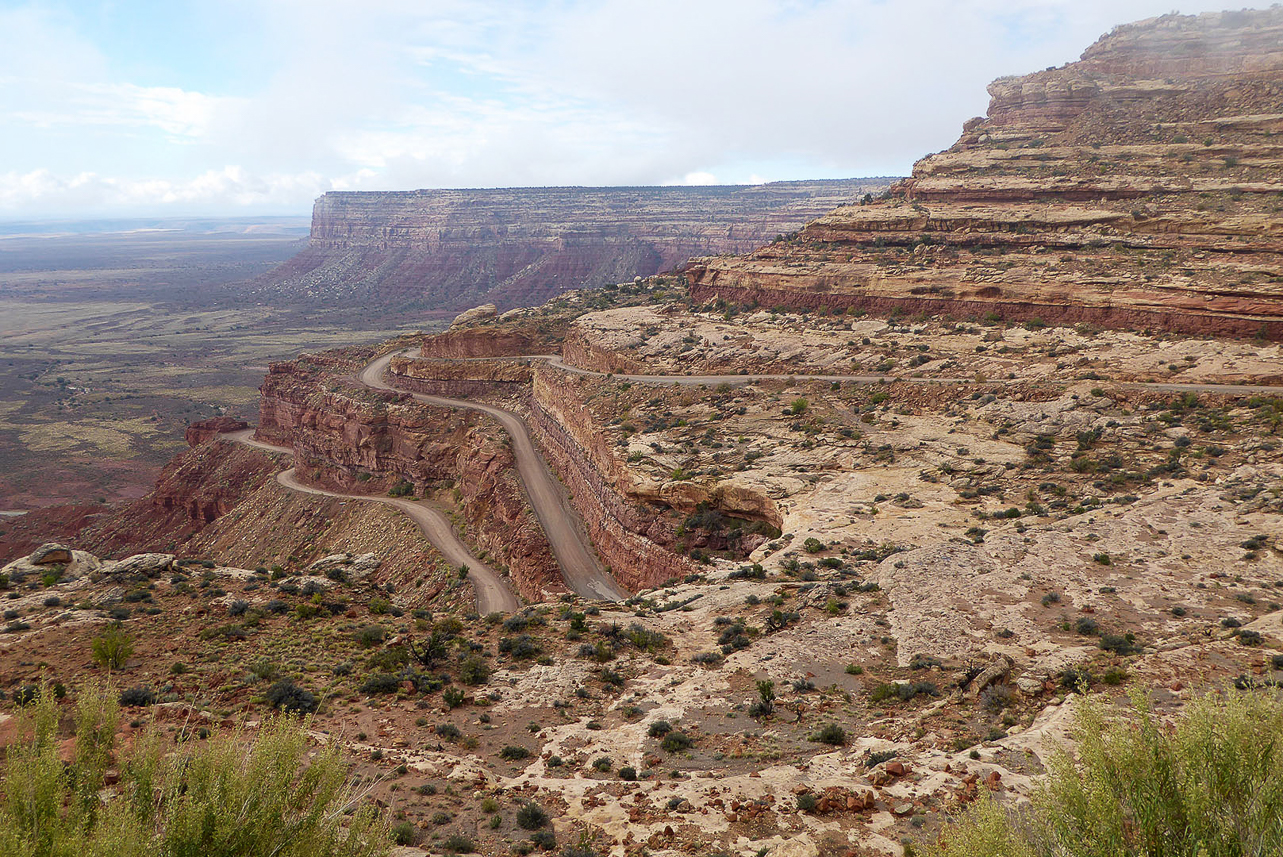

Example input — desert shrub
[648,720,672,738]
[530,829,557,850]
[619,766,638,781]
[926,690,1283,857]
[442,686,466,708]
[516,801,549,829]
[457,654,490,686]
[797,792,818,811]
[1074,616,1100,636]
[500,745,532,761]
[91,623,134,670]
[802,537,825,554]
[1060,666,1093,691]
[812,722,847,745]
[227,599,249,616]
[0,683,387,856]
[359,673,401,695]
[436,723,461,740]
[591,756,612,772]
[1239,629,1263,647]
[661,731,693,753]
[443,833,475,853]
[1099,632,1142,656]
[264,679,318,715]
[118,687,155,707]
[391,821,416,846]
[499,635,541,659]
[355,625,386,648]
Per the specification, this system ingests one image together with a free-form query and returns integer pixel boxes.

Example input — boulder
[305,552,381,581]
[30,543,72,565]
[101,553,175,579]
[966,654,1015,699]
[449,304,498,329]
[2,549,100,584]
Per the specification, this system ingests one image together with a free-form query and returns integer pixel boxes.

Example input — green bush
[442,833,474,853]
[90,623,134,670]
[516,801,549,830]
[457,655,490,686]
[391,821,416,846]
[661,731,693,753]
[812,722,847,745]
[926,690,1283,857]
[0,681,389,856]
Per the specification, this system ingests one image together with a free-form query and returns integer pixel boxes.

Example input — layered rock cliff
[253,180,892,313]
[257,348,563,600]
[688,9,1283,337]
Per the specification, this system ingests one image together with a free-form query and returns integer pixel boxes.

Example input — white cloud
[0,167,328,214]
[0,0,1275,216]
[669,171,719,186]
[12,82,235,139]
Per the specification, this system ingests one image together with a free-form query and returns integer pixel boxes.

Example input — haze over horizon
[1,0,1273,219]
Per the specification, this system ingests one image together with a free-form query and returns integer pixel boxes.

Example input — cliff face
[688,9,1283,337]
[257,351,563,600]
[80,441,282,558]
[253,180,892,313]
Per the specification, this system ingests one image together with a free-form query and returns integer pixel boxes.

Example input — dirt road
[357,353,627,602]
[224,429,520,614]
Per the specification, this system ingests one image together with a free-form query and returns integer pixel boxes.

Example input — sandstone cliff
[253,180,892,314]
[688,9,1283,337]
[257,349,563,600]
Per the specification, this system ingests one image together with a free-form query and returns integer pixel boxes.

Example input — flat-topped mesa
[688,8,1283,338]
[253,179,893,314]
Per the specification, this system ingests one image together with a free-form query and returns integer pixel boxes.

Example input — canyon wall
[257,352,563,601]
[252,180,892,313]
[525,365,699,592]
[688,9,1283,338]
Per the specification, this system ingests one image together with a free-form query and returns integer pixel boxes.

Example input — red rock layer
[257,352,563,600]
[689,9,1283,338]
[252,180,893,314]
[526,365,699,592]
[81,440,282,558]
[185,416,249,447]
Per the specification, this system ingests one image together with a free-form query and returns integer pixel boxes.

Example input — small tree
[750,680,775,718]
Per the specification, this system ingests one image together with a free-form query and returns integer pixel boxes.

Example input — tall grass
[0,682,390,857]
[929,689,1283,857]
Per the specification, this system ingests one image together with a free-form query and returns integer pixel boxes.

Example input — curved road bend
[358,353,627,602]
[447,354,1283,397]
[224,429,520,614]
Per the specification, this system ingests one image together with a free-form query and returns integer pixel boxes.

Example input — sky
[0,0,1271,218]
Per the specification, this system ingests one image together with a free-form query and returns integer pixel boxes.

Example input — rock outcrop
[688,9,1283,338]
[185,417,249,447]
[253,180,892,314]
